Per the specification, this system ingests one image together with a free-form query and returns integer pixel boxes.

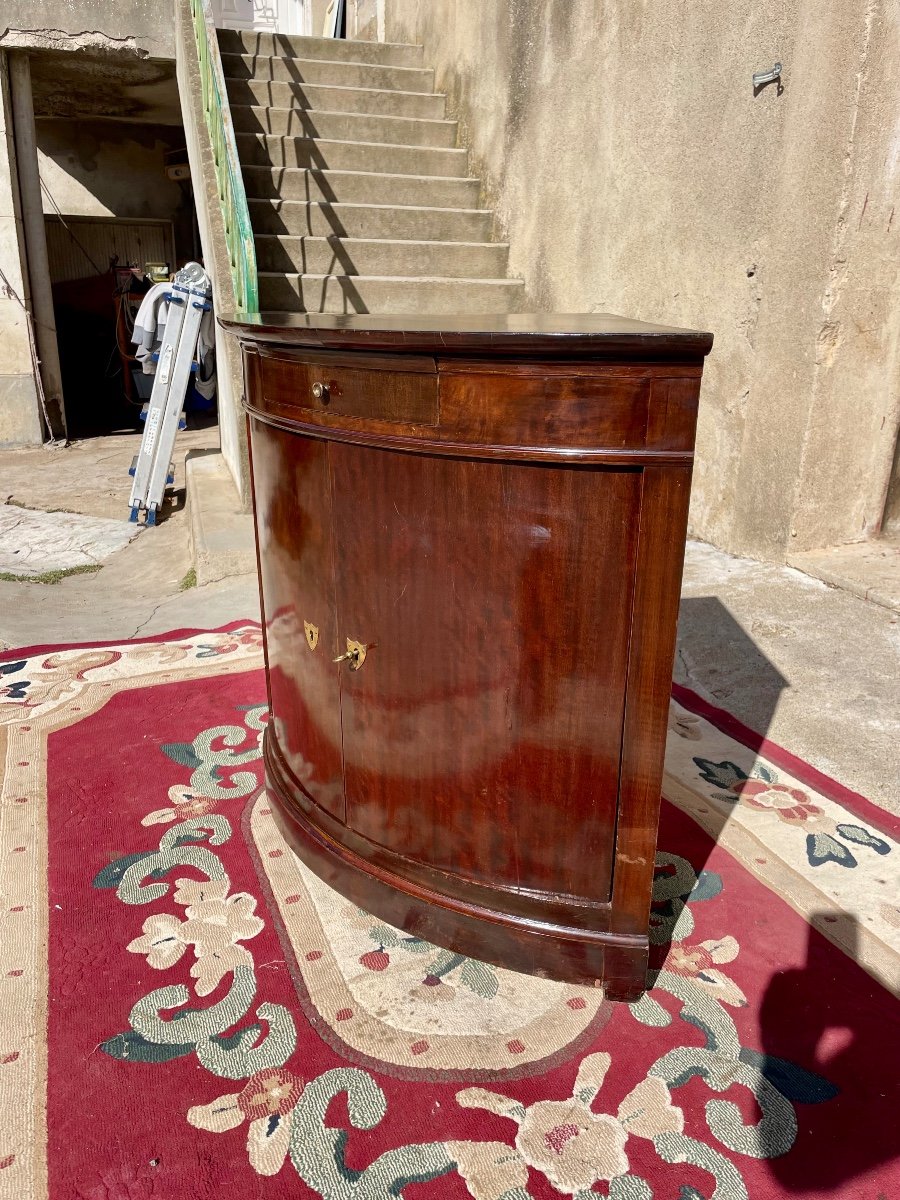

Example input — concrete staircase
[217,29,524,314]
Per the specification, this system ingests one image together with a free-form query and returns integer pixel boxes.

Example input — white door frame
[323,0,340,38]
[211,0,311,35]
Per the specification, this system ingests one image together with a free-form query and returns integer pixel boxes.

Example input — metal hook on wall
[753,62,783,93]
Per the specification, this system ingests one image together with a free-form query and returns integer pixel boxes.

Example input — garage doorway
[45,217,180,438]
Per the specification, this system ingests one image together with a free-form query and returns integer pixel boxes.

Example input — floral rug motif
[0,623,898,1200]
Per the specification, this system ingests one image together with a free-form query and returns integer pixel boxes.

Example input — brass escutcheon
[304,621,319,651]
[333,638,367,670]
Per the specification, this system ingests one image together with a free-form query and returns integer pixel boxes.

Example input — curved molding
[244,402,694,466]
[263,728,646,987]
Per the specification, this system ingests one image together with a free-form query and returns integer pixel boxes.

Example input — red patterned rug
[1,623,897,1200]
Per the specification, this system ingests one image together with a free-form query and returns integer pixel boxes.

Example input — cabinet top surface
[220,312,714,360]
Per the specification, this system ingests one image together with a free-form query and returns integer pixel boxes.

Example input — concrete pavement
[0,431,257,646]
[678,542,899,814]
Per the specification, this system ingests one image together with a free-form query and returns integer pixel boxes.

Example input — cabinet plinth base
[263,728,650,996]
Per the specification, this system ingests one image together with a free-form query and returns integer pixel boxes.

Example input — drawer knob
[311,381,329,403]
[333,638,367,670]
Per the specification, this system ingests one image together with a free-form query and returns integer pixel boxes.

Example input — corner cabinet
[223,313,713,1001]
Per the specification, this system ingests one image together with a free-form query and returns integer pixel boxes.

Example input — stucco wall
[36,120,189,230]
[0,1,174,60]
[384,0,900,561]
[0,50,43,446]
[346,0,384,41]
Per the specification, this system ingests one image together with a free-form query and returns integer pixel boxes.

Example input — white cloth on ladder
[132,281,216,399]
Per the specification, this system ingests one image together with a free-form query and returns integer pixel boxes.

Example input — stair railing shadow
[220,47,255,80]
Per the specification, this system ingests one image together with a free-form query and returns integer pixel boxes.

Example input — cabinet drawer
[438,368,651,451]
[258,347,438,426]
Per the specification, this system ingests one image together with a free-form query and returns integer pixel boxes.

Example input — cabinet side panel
[245,352,274,722]
[330,444,641,904]
[610,464,694,942]
[249,419,346,823]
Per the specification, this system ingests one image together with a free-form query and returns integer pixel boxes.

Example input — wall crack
[0,27,151,58]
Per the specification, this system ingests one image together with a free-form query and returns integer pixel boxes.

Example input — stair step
[230,104,458,148]
[255,235,509,278]
[258,272,526,315]
[236,132,468,177]
[217,29,424,68]
[248,199,493,241]
[220,51,433,93]
[242,165,480,208]
[226,76,445,119]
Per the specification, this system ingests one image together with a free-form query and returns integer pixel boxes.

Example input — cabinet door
[329,443,642,903]
[249,420,345,822]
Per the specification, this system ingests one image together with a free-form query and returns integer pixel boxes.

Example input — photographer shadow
[758,914,899,1191]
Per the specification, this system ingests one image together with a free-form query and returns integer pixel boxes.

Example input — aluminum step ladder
[128,262,212,526]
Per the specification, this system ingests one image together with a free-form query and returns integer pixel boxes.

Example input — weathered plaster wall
[28,51,181,125]
[0,3,177,445]
[0,1,174,60]
[346,0,384,41]
[0,50,43,447]
[384,0,900,560]
[36,120,188,223]
[885,443,900,535]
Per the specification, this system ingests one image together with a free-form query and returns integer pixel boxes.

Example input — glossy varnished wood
[232,311,713,999]
[330,446,639,902]
[245,357,701,465]
[258,345,438,425]
[222,311,714,360]
[247,417,345,821]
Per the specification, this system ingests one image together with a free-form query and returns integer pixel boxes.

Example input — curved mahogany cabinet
[223,313,713,1001]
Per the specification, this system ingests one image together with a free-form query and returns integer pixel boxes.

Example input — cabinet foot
[600,944,651,1002]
